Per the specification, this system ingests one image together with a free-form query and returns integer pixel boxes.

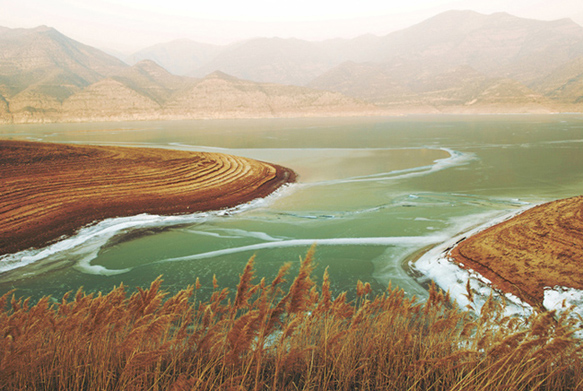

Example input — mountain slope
[2,11,583,122]
[110,60,195,105]
[0,26,375,123]
[192,35,384,86]
[127,39,222,76]
[0,26,129,121]
[163,71,376,118]
[61,78,162,121]
[0,26,127,98]
[372,10,583,82]
[138,11,583,91]
[531,56,583,103]
[309,11,583,111]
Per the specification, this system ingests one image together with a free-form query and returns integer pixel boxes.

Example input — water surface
[1,115,582,302]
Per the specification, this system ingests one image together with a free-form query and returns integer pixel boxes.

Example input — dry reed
[1,244,582,390]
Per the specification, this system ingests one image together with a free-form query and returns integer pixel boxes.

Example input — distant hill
[59,70,375,122]
[309,11,583,112]
[0,25,128,122]
[371,11,583,82]
[125,10,583,113]
[126,39,223,76]
[161,71,375,119]
[530,56,583,105]
[0,27,127,95]
[126,35,385,85]
[2,10,583,122]
[190,35,384,86]
[0,27,375,123]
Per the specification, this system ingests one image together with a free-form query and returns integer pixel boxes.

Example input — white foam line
[0,183,298,275]
[309,148,475,186]
[185,228,288,242]
[0,213,210,274]
[158,235,448,264]
[413,205,537,316]
[75,249,132,276]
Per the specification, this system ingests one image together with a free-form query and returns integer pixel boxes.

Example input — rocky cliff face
[162,71,375,119]
[61,78,162,121]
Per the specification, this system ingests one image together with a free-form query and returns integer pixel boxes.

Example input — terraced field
[450,196,583,307]
[0,140,295,256]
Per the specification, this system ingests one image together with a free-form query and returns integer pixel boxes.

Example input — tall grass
[1,245,582,390]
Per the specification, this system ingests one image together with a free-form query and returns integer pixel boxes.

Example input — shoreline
[412,195,583,314]
[410,205,537,314]
[0,184,297,279]
[0,140,296,257]
[2,108,582,125]
[2,111,583,126]
[448,195,583,308]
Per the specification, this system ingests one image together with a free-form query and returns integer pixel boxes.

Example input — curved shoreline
[412,195,583,313]
[0,140,296,256]
[448,195,583,308]
[410,206,538,312]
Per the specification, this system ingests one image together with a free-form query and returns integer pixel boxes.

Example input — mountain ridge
[0,26,376,123]
[1,10,582,123]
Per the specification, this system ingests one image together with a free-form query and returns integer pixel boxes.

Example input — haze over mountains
[1,10,583,123]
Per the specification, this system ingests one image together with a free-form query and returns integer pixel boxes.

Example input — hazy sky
[1,0,582,52]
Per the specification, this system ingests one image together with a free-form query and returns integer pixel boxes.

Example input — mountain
[58,70,375,122]
[2,10,583,122]
[59,60,193,121]
[0,26,127,96]
[370,11,583,82]
[109,60,193,105]
[61,78,163,121]
[162,71,375,118]
[0,25,128,122]
[129,10,583,113]
[530,56,583,104]
[191,35,384,86]
[134,11,583,89]
[308,62,551,112]
[127,39,222,76]
[308,11,583,112]
[0,27,376,123]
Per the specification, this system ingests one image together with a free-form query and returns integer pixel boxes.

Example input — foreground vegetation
[1,246,582,390]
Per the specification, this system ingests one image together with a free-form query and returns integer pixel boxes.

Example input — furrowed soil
[0,140,295,256]
[450,196,583,308]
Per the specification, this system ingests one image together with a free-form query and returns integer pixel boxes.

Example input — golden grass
[450,195,583,307]
[1,245,582,390]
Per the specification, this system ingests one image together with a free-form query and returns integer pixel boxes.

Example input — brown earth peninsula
[0,140,295,256]
[450,196,583,308]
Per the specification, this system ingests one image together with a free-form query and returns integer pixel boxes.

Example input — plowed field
[450,196,583,307]
[0,140,295,256]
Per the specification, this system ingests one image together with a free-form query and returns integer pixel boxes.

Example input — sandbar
[449,195,583,307]
[0,140,296,256]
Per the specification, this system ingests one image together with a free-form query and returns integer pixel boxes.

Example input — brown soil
[0,140,296,256]
[450,196,583,308]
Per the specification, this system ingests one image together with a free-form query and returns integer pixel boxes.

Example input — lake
[1,115,583,303]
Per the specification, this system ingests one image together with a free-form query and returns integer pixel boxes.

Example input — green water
[1,115,583,302]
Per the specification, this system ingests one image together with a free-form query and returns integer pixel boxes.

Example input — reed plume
[0,247,581,390]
